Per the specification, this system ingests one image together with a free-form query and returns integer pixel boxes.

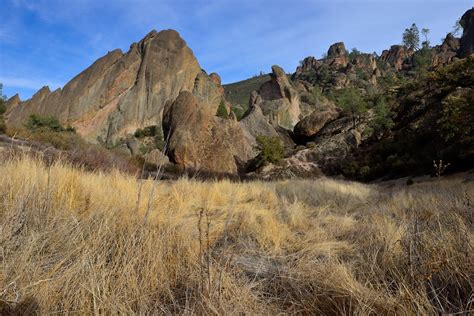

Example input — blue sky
[0,0,472,99]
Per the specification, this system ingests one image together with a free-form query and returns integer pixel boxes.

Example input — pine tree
[403,23,420,50]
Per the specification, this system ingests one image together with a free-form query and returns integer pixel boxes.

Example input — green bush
[412,47,434,73]
[26,114,75,133]
[256,136,284,165]
[231,106,245,121]
[134,125,165,151]
[134,125,159,138]
[216,100,229,119]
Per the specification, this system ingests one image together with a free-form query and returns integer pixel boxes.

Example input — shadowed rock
[459,7,474,58]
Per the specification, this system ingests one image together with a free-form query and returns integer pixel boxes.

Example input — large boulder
[6,30,202,144]
[459,8,474,58]
[163,91,253,174]
[294,106,340,138]
[251,65,301,129]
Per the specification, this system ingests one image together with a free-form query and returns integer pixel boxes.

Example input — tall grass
[0,153,472,314]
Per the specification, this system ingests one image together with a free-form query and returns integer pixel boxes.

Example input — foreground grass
[0,154,472,314]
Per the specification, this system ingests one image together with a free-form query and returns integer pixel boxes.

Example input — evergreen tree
[336,87,368,129]
[369,97,394,137]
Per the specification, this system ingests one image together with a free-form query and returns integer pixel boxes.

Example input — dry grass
[0,153,473,314]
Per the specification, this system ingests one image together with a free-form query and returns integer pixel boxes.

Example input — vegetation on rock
[216,99,229,119]
[332,87,368,129]
[341,56,474,180]
[134,125,165,152]
[26,114,75,133]
[255,135,284,165]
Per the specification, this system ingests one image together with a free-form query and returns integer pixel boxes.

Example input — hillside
[223,74,270,111]
[1,153,473,314]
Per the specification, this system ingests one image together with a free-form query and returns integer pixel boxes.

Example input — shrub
[67,145,141,175]
[26,114,75,133]
[348,48,362,60]
[231,106,245,121]
[255,135,284,165]
[216,100,228,119]
[134,125,159,138]
[412,47,434,74]
[25,130,85,150]
[134,125,165,151]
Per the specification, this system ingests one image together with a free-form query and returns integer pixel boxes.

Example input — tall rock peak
[6,29,201,144]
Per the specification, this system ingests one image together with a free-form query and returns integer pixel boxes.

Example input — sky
[0,0,472,100]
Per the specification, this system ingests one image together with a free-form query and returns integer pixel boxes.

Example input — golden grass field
[0,153,473,314]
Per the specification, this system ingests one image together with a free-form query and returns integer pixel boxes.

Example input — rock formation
[326,42,349,68]
[380,45,414,71]
[249,65,301,129]
[6,30,202,144]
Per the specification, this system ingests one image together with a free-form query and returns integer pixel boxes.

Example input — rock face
[380,45,414,71]
[5,94,21,111]
[240,102,279,140]
[250,65,301,129]
[6,30,202,144]
[459,8,474,58]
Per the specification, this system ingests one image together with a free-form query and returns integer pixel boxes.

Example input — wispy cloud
[0,76,63,91]
[1,0,472,98]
